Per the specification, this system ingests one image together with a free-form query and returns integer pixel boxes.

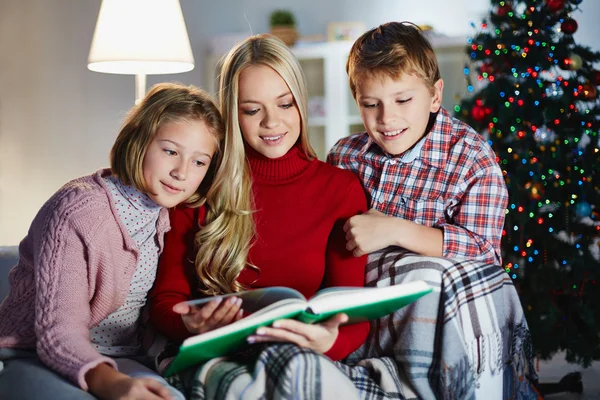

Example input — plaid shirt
[327,107,508,265]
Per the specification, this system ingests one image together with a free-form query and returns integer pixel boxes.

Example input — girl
[0,83,248,400]
[149,35,371,397]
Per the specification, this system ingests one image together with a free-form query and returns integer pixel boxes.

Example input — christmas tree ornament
[497,3,513,17]
[546,0,566,12]
[534,126,557,143]
[575,201,592,218]
[569,0,583,4]
[562,53,583,70]
[471,104,487,121]
[582,82,598,100]
[545,82,565,97]
[592,70,600,86]
[561,18,578,34]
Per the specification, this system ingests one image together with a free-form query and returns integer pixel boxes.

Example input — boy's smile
[356,73,443,156]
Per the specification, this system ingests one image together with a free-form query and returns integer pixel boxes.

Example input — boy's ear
[430,79,443,113]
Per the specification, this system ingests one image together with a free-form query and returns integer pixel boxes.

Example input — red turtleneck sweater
[150,145,369,360]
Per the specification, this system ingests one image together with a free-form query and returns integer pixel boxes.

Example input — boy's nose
[378,106,397,124]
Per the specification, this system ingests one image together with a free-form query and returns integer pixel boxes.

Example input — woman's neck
[245,144,312,183]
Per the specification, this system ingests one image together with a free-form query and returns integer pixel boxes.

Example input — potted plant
[269,9,298,47]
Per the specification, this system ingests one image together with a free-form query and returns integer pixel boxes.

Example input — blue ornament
[569,0,583,4]
[575,201,592,218]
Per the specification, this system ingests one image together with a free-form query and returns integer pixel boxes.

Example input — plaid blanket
[163,248,540,399]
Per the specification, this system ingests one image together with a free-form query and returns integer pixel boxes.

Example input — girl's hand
[173,297,244,334]
[246,313,348,354]
[86,363,173,400]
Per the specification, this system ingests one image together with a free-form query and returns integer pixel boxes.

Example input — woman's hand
[246,313,348,354]
[86,363,173,400]
[173,297,244,335]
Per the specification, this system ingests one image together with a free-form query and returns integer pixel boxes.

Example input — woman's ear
[430,79,444,113]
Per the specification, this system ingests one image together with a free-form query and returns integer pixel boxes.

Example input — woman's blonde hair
[110,82,224,205]
[194,34,315,294]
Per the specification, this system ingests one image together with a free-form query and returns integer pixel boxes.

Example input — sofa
[0,246,18,302]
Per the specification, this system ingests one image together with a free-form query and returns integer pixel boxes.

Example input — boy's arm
[344,210,444,257]
[435,166,508,265]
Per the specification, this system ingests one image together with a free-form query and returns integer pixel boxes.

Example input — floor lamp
[87,0,194,104]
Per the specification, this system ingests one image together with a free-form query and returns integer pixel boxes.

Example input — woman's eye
[164,149,177,156]
[281,103,294,109]
[193,160,206,167]
[242,109,259,116]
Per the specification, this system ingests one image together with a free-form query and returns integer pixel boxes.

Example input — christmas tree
[456,0,600,367]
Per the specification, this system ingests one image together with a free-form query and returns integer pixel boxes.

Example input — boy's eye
[397,98,412,104]
[242,109,259,116]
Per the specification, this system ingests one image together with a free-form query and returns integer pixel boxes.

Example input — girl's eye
[362,103,378,109]
[164,149,177,156]
[397,98,412,104]
[242,109,259,116]
[281,103,294,109]
[193,160,206,167]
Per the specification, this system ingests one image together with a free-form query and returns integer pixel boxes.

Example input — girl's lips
[161,182,182,194]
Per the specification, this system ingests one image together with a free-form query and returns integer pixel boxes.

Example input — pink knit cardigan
[0,170,170,389]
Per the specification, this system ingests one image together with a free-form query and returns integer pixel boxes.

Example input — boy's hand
[246,313,348,354]
[343,209,399,256]
[173,297,244,334]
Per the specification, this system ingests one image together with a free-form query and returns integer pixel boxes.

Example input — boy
[327,22,508,266]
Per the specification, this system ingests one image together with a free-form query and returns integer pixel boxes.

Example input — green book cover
[165,280,432,376]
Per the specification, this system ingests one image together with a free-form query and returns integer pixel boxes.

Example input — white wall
[0,0,598,245]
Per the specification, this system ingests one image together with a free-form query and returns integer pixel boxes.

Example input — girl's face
[142,119,217,208]
[237,64,301,159]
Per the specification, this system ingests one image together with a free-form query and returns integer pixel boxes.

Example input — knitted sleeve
[33,192,117,390]
[323,176,370,360]
[149,205,200,342]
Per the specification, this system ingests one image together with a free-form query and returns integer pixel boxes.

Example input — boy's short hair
[110,83,224,204]
[347,22,441,98]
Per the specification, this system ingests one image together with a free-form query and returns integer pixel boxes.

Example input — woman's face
[237,64,301,159]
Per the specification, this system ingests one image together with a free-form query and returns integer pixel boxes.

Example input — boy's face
[356,73,443,156]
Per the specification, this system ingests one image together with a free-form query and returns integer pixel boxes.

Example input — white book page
[182,299,306,347]
[307,280,431,314]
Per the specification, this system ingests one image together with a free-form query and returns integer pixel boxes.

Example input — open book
[165,280,432,376]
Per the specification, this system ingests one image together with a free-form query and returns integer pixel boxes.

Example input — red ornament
[561,18,578,34]
[480,60,495,75]
[592,70,600,86]
[546,0,566,12]
[471,104,487,122]
[497,4,512,17]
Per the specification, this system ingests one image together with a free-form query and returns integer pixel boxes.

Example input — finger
[172,301,191,314]
[208,297,241,326]
[353,247,365,257]
[321,313,348,330]
[217,300,243,327]
[343,218,352,233]
[141,378,174,400]
[235,308,244,321]
[249,328,308,346]
[346,239,357,252]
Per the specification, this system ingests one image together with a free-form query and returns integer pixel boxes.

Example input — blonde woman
[149,35,377,397]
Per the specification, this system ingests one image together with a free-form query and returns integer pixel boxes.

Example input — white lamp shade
[88,0,194,75]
